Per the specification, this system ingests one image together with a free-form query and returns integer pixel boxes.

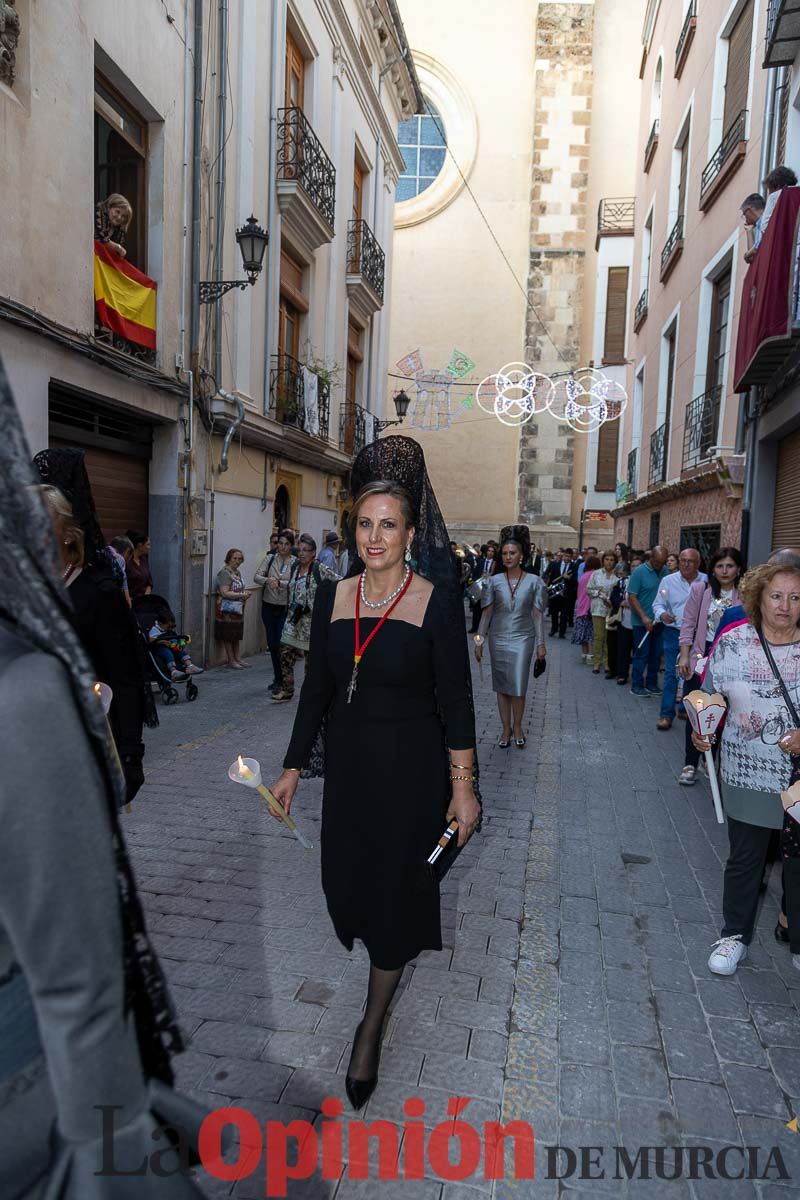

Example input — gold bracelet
[285,767,301,773]
[450,772,473,782]
[450,762,473,770]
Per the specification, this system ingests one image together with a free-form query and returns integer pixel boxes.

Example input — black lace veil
[33,446,118,578]
[0,359,182,1082]
[500,523,532,567]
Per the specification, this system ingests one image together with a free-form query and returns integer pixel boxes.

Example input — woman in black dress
[270,439,480,1110]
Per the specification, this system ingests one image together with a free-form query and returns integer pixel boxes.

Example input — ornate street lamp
[199,215,269,304]
[375,388,411,434]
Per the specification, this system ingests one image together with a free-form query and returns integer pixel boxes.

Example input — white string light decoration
[476,363,627,432]
[476,362,554,427]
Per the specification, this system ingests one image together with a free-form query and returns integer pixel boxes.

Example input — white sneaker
[708,936,747,975]
[678,766,697,786]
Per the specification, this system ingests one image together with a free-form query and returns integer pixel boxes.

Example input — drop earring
[405,544,412,565]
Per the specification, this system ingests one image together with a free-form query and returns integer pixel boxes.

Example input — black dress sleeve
[283,579,337,769]
[429,587,476,753]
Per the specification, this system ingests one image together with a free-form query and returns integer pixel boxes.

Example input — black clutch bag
[427,819,461,883]
[534,657,546,678]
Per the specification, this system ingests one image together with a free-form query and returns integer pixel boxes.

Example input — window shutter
[595,417,620,492]
[678,132,690,216]
[603,267,629,365]
[772,429,800,550]
[777,72,791,165]
[723,0,753,133]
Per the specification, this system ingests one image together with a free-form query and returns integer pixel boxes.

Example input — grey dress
[482,572,547,697]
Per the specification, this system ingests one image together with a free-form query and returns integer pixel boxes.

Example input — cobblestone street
[126,627,800,1199]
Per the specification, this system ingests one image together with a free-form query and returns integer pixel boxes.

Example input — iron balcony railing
[340,399,368,458]
[644,119,660,170]
[597,198,635,237]
[94,323,157,367]
[634,289,649,330]
[683,385,722,470]
[700,110,747,198]
[649,421,669,488]
[660,215,684,276]
[765,0,800,66]
[276,107,336,230]
[268,353,330,441]
[675,1,697,71]
[347,219,386,302]
[627,447,638,498]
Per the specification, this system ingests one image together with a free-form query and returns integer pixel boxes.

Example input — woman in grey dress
[473,536,547,747]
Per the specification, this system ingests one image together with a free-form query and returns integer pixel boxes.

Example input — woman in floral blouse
[693,561,800,976]
[271,535,338,701]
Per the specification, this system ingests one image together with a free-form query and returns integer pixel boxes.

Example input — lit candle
[228,756,313,849]
[93,681,113,715]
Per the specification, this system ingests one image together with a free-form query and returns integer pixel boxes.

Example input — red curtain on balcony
[734,187,800,392]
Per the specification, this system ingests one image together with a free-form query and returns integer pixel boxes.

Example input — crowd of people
[457,534,800,980]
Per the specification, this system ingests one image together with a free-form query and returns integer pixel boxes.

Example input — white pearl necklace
[359,566,411,609]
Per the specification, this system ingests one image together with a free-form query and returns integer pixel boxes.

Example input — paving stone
[661,1026,721,1083]
[438,997,510,1035]
[707,1016,769,1067]
[695,978,749,1020]
[243,998,325,1033]
[559,1064,616,1123]
[409,967,480,1001]
[767,1047,800,1097]
[468,1029,508,1065]
[190,1019,271,1060]
[671,1079,740,1142]
[735,968,794,1006]
[652,988,707,1033]
[607,1000,660,1048]
[419,1051,505,1101]
[612,1044,670,1100]
[204,1056,293,1102]
[389,1017,469,1056]
[603,967,652,1002]
[750,1003,800,1047]
[720,1062,789,1118]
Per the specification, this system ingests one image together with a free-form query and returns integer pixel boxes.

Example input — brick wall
[613,487,743,553]
[519,3,594,530]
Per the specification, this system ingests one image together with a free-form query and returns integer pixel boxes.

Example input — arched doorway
[274,484,290,532]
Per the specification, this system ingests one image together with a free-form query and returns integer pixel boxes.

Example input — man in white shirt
[654,547,705,730]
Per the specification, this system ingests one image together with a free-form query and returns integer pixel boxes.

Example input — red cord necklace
[347,569,414,703]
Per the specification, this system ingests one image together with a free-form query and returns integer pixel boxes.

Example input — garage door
[51,440,149,540]
[771,428,800,551]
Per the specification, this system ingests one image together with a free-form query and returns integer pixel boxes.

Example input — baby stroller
[132,594,200,706]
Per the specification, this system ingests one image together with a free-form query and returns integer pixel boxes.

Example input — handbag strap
[757,628,800,726]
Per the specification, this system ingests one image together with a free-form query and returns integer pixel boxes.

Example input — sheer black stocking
[347,964,403,1081]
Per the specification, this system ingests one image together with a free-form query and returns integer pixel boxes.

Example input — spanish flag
[93,240,157,351]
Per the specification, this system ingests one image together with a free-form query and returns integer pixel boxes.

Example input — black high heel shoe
[498,735,511,749]
[775,921,790,944]
[345,1022,381,1111]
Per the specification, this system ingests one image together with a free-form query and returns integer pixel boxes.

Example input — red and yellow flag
[93,239,157,350]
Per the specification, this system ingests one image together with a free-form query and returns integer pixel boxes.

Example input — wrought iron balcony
[346,219,386,321]
[649,421,669,488]
[596,198,635,249]
[267,353,330,441]
[644,120,660,172]
[699,110,747,211]
[634,289,649,332]
[275,107,336,253]
[765,0,800,67]
[660,216,684,282]
[340,399,368,458]
[627,447,638,498]
[683,386,722,471]
[675,1,697,77]
[93,322,157,367]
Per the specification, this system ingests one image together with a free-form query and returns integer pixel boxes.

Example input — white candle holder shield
[682,690,728,824]
[229,756,313,849]
[93,681,113,716]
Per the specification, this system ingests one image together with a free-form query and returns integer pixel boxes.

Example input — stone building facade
[519,3,595,546]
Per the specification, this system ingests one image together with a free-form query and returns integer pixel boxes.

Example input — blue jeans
[631,622,662,691]
[660,625,681,718]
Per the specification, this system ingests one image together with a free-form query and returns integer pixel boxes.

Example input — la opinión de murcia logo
[95,1099,792,1195]
[96,1097,534,1195]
